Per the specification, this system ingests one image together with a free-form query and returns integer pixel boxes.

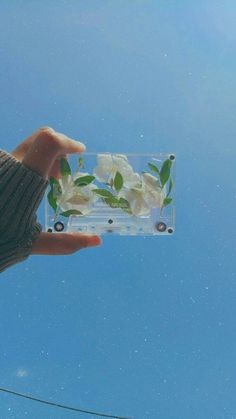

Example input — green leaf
[167,178,173,197]
[74,175,95,187]
[160,159,172,187]
[102,196,133,214]
[118,198,132,214]
[60,157,71,177]
[118,197,130,208]
[78,157,84,169]
[92,189,115,198]
[148,162,160,175]
[59,209,83,217]
[122,208,133,215]
[102,196,120,208]
[49,176,60,187]
[162,197,172,208]
[47,190,57,212]
[114,171,124,192]
[48,177,62,212]
[49,177,62,198]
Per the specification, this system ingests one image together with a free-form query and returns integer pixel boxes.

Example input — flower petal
[144,188,164,208]
[119,188,150,216]
[124,172,141,188]
[142,172,160,188]
[97,153,113,167]
[130,196,150,216]
[93,155,114,182]
[93,165,110,182]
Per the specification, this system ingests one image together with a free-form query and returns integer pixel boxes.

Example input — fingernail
[78,141,86,150]
[72,139,86,150]
[88,235,102,247]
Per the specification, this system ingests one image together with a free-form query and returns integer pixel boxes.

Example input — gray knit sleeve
[0,149,49,273]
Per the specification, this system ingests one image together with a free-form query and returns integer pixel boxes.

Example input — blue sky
[0,1,236,418]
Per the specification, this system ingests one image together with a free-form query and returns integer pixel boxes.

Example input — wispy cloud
[15,368,28,378]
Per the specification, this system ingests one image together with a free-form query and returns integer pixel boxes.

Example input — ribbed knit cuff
[0,148,49,273]
[0,219,43,274]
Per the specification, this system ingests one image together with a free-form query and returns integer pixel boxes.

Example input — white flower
[93,154,140,188]
[57,172,98,215]
[119,173,165,216]
[142,173,165,208]
[118,188,150,216]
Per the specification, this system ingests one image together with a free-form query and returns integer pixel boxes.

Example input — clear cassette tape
[45,152,176,236]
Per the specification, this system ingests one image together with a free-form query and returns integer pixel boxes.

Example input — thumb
[31,232,102,255]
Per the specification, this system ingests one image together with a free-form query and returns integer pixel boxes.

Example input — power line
[0,387,132,419]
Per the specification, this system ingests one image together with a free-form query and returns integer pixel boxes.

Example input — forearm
[0,149,48,273]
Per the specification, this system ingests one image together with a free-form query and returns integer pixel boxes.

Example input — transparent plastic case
[45,152,176,236]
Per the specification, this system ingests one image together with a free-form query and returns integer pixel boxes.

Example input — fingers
[31,232,102,255]
[11,130,39,161]
[11,127,86,180]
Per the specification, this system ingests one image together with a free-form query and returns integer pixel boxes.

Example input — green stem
[54,205,60,222]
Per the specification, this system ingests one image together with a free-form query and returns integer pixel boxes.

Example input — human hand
[10,126,102,255]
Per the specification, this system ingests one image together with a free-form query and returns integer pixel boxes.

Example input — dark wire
[0,387,132,419]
